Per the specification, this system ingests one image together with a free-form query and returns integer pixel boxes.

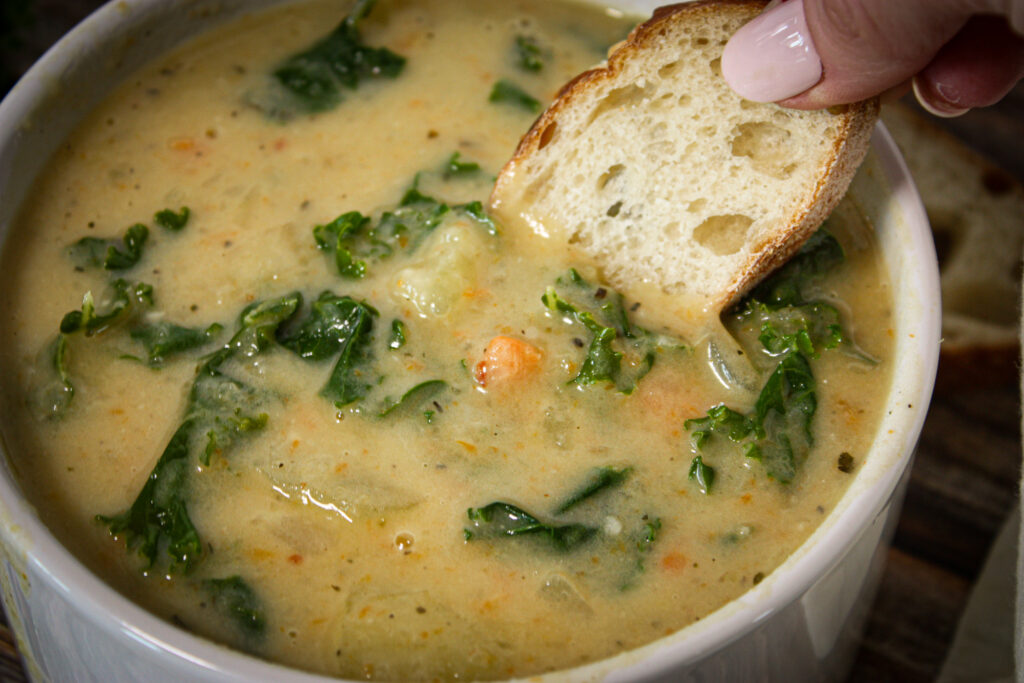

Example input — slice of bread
[881,103,1024,389]
[490,0,878,314]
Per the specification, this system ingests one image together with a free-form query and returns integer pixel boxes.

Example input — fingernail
[722,0,822,102]
[912,77,969,118]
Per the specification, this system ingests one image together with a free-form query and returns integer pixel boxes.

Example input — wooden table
[1,4,1022,681]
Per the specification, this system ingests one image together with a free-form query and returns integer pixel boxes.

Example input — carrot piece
[474,335,542,387]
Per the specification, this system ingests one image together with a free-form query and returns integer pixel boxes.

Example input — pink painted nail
[911,77,969,118]
[721,0,822,102]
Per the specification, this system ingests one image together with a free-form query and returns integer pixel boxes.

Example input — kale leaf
[100,420,201,573]
[443,151,481,178]
[488,79,541,112]
[314,301,376,407]
[729,230,870,361]
[686,353,816,485]
[750,351,816,482]
[203,575,266,640]
[229,294,303,358]
[465,468,663,590]
[31,334,75,420]
[378,379,446,419]
[272,0,405,115]
[278,291,376,360]
[313,180,495,278]
[465,502,597,552]
[277,292,378,407]
[387,318,407,350]
[99,293,299,573]
[313,212,372,278]
[685,404,756,452]
[68,223,149,271]
[687,455,715,494]
[622,516,662,589]
[746,229,844,308]
[129,321,222,366]
[542,269,684,393]
[555,466,632,514]
[154,206,191,232]
[60,279,153,336]
[514,35,545,72]
[685,231,855,486]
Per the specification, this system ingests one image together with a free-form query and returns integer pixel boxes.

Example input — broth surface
[0,0,893,679]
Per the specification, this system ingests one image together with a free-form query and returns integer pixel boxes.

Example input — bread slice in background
[882,103,1024,389]
[490,0,878,321]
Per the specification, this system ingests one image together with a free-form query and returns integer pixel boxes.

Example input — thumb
[721,0,1024,110]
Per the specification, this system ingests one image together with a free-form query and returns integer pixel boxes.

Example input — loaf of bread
[881,103,1024,388]
[490,0,878,312]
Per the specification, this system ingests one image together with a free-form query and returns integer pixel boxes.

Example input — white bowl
[0,1,940,681]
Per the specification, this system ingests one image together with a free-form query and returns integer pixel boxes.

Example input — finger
[722,0,1012,107]
[912,15,1024,117]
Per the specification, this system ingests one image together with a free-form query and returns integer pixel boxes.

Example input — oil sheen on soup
[0,0,893,679]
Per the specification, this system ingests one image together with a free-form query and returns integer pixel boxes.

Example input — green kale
[271,0,405,115]
[685,230,863,485]
[60,279,153,336]
[32,334,74,420]
[730,230,869,361]
[314,300,377,407]
[374,184,452,251]
[277,291,376,360]
[313,180,495,278]
[622,516,662,588]
[685,404,756,452]
[746,230,844,308]
[688,455,715,494]
[100,420,201,573]
[542,269,683,393]
[751,351,815,482]
[514,35,545,72]
[555,466,632,514]
[686,353,815,484]
[751,300,844,358]
[68,223,149,271]
[203,575,266,640]
[387,319,407,350]
[202,411,268,466]
[313,212,372,278]
[465,469,662,590]
[488,79,541,112]
[229,293,303,358]
[457,200,498,235]
[443,151,481,178]
[276,292,378,407]
[129,321,221,366]
[190,300,295,466]
[379,379,446,419]
[154,207,191,231]
[464,502,597,552]
[99,293,299,574]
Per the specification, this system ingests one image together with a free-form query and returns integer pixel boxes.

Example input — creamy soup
[0,0,893,679]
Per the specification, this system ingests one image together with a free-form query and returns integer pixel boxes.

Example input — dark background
[1,1,1021,681]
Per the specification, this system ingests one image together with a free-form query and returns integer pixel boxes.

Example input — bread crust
[491,0,880,311]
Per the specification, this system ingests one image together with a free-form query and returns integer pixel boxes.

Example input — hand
[721,0,1024,116]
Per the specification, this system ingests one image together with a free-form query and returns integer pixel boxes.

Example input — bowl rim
[0,0,940,681]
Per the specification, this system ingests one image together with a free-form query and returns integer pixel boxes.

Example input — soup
[0,0,892,679]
